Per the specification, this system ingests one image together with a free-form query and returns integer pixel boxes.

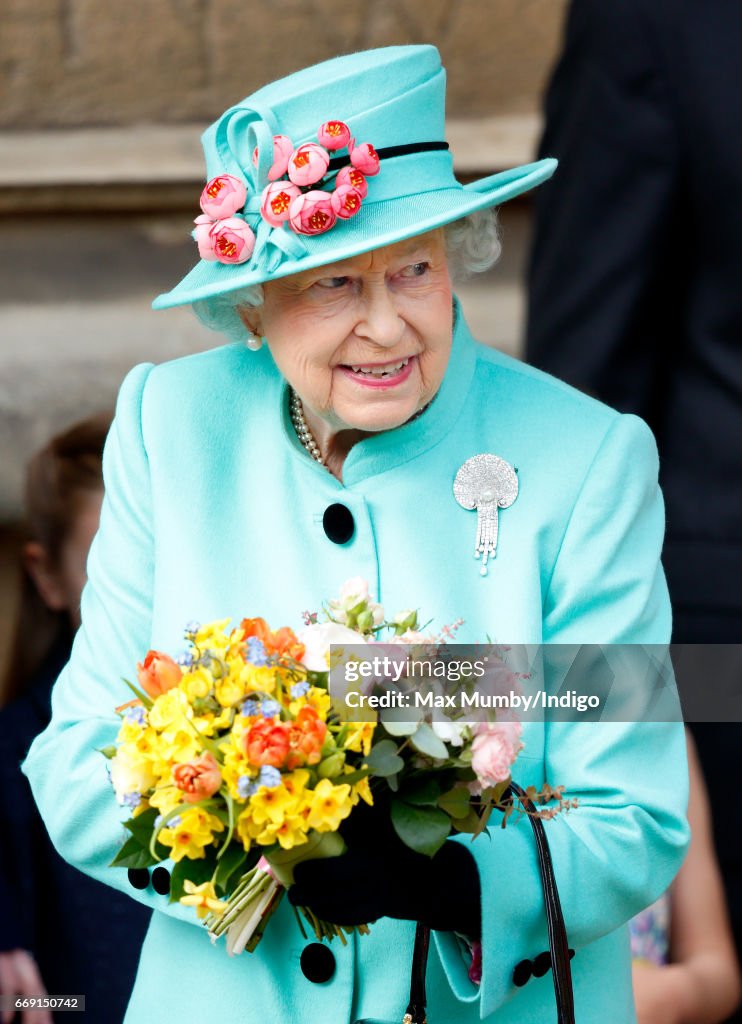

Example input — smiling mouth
[342,357,411,378]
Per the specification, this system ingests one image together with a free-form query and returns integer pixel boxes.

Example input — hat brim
[152,158,556,310]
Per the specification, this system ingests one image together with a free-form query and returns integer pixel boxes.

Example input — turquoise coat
[22,305,689,1023]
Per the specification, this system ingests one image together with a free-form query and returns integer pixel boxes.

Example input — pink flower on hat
[196,217,255,264]
[318,120,351,151]
[199,174,247,219]
[260,181,302,227]
[287,143,331,187]
[335,165,368,199]
[470,719,523,791]
[193,214,218,260]
[252,135,295,182]
[288,191,337,235]
[331,184,364,219]
[349,141,380,176]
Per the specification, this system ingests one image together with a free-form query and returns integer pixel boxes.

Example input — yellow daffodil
[179,880,227,919]
[249,784,294,827]
[158,807,225,862]
[149,688,191,732]
[306,779,353,832]
[215,675,245,708]
[255,814,309,850]
[352,776,374,807]
[243,665,277,695]
[282,769,310,802]
[149,784,186,817]
[344,721,376,756]
[194,619,232,654]
[180,667,213,702]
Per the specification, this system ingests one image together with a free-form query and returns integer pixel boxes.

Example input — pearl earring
[246,333,263,351]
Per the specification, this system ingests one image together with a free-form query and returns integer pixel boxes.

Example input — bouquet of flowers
[104,578,573,955]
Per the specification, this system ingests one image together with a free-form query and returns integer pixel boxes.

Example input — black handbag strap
[404,780,575,1024]
[509,780,575,1023]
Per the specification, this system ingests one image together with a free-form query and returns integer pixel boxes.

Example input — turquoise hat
[153,44,556,310]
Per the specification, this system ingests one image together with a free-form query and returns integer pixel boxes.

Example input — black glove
[289,798,481,938]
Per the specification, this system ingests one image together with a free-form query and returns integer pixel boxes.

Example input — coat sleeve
[434,413,690,1018]
[20,362,197,927]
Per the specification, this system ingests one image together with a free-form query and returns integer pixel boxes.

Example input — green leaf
[168,853,217,903]
[110,836,162,869]
[380,703,422,736]
[409,722,448,760]
[213,845,248,894]
[97,745,117,759]
[123,808,159,846]
[400,778,442,807]
[451,809,482,834]
[390,799,451,857]
[121,677,153,709]
[437,785,472,820]
[365,739,404,777]
[337,768,370,786]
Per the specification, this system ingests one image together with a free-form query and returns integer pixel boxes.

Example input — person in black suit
[0,416,150,1024]
[526,2,742,1021]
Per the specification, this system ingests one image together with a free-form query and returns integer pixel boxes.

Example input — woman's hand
[0,950,53,1024]
[288,798,481,937]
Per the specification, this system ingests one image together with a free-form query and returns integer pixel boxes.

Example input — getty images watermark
[327,644,742,723]
[341,653,601,715]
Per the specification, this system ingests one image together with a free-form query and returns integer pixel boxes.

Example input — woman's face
[242,229,453,435]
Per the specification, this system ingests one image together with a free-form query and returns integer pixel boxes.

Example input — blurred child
[0,415,150,1024]
[631,731,741,1023]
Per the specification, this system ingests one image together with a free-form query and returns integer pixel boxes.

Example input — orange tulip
[287,706,327,769]
[136,650,182,698]
[244,719,291,768]
[173,752,223,803]
[240,618,305,661]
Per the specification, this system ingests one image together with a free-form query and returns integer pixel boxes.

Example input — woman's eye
[399,262,430,278]
[315,276,350,289]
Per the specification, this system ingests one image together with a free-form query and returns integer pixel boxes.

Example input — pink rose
[317,120,351,151]
[194,213,218,260]
[252,135,294,182]
[335,165,368,198]
[349,141,380,176]
[288,191,337,235]
[331,184,364,219]
[287,143,330,186]
[260,181,302,227]
[210,218,256,264]
[471,720,523,790]
[199,174,247,219]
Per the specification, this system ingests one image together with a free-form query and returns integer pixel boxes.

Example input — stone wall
[1,0,567,127]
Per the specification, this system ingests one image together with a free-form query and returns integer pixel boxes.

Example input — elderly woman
[22,45,688,1024]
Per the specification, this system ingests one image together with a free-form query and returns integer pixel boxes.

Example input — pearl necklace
[289,388,326,466]
[289,387,433,469]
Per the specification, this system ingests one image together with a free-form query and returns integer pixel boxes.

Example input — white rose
[339,576,370,603]
[109,747,158,803]
[297,621,368,672]
[431,718,469,747]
